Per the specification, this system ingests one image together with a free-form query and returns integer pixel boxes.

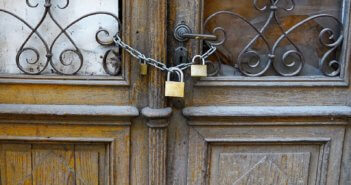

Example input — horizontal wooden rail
[183,106,351,118]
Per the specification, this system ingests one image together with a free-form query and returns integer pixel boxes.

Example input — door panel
[0,144,32,185]
[187,124,345,185]
[0,109,132,185]
[0,0,350,184]
[210,151,311,185]
[168,0,351,184]
[0,143,108,185]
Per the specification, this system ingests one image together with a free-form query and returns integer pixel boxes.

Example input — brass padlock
[140,59,148,75]
[191,55,207,77]
[165,68,185,98]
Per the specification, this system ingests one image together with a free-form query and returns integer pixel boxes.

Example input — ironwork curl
[203,0,344,77]
[0,0,121,75]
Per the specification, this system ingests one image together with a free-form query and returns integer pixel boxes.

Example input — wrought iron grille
[203,0,345,77]
[0,0,121,75]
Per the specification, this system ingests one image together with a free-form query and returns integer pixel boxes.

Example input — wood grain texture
[0,84,130,105]
[145,1,170,184]
[0,123,130,185]
[187,127,207,185]
[32,144,75,185]
[147,0,167,108]
[214,153,310,185]
[340,126,351,185]
[148,128,167,185]
[0,0,349,185]
[130,118,148,185]
[183,106,351,118]
[167,109,189,185]
[0,104,139,117]
[192,86,350,106]
[187,125,345,185]
[0,144,32,185]
[75,145,107,185]
[0,143,109,185]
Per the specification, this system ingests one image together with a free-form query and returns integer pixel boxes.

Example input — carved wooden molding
[183,106,351,118]
[0,123,130,184]
[148,127,167,185]
[0,104,139,117]
[145,0,168,183]
[142,107,173,119]
[0,104,139,125]
[142,107,172,128]
[187,126,344,185]
[142,107,172,185]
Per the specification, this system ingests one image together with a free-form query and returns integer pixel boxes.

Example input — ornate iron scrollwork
[0,0,121,75]
[204,0,344,77]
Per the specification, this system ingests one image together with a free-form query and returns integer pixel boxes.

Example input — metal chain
[113,35,216,73]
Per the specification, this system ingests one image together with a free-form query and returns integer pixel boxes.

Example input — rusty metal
[203,0,345,77]
[0,0,121,75]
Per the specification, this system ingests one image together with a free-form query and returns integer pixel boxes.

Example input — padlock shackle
[167,67,184,82]
[139,58,146,64]
[192,55,206,65]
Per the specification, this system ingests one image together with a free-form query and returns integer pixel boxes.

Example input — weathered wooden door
[0,0,351,185]
[0,0,144,184]
[167,0,351,185]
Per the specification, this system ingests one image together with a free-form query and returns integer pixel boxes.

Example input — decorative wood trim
[183,106,351,118]
[143,108,170,184]
[0,136,115,143]
[195,76,349,87]
[148,127,167,185]
[187,126,344,185]
[0,104,139,125]
[0,104,139,117]
[146,0,168,183]
[340,127,351,185]
[147,1,167,108]
[0,124,131,185]
[0,76,129,86]
[142,107,172,119]
[204,137,332,143]
[142,108,171,184]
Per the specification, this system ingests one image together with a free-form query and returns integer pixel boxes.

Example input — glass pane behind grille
[0,0,120,76]
[203,0,344,77]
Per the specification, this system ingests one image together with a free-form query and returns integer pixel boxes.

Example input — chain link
[113,35,216,73]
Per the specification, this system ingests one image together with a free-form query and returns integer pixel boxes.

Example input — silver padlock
[165,68,185,98]
[191,55,207,77]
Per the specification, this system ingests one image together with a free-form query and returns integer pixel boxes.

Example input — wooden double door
[0,0,351,185]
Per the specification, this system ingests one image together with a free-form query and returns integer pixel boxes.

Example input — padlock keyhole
[179,56,183,63]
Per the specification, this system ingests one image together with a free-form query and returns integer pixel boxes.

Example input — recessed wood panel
[0,144,32,185]
[216,153,310,185]
[187,125,345,185]
[0,143,108,185]
[208,144,318,185]
[75,145,109,185]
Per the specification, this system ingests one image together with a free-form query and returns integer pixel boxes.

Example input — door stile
[143,0,171,185]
